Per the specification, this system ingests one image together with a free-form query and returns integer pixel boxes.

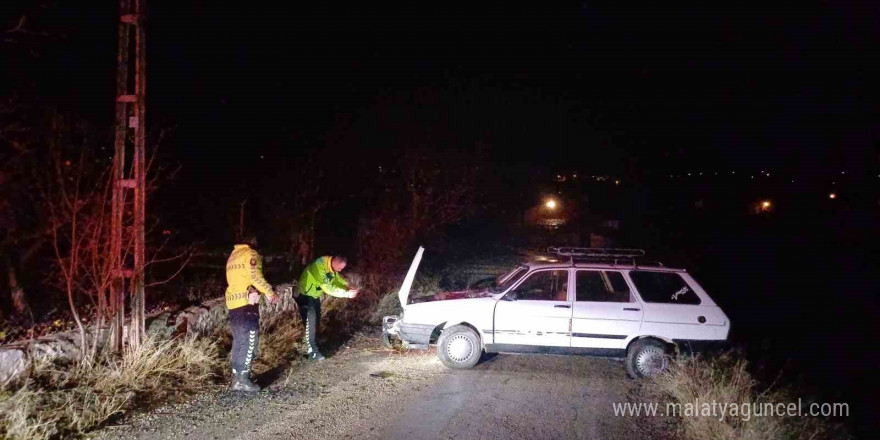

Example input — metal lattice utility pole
[110,0,147,351]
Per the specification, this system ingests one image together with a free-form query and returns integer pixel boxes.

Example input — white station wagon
[383,247,730,377]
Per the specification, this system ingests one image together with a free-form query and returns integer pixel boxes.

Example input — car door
[493,269,572,347]
[570,270,644,349]
[627,270,729,341]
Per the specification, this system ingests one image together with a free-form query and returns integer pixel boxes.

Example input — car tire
[436,325,482,369]
[626,338,671,379]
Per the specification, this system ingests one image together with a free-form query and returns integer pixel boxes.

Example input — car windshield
[490,265,529,293]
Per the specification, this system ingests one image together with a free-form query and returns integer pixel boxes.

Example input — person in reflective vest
[225,235,278,391]
[295,255,358,360]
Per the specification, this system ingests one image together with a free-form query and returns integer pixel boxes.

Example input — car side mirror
[504,292,518,301]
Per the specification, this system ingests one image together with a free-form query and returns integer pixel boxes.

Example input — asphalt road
[351,354,671,440]
[91,333,674,440]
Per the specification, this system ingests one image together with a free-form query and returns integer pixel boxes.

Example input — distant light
[766,173,771,177]
[614,179,621,185]
[756,200,773,213]
[731,171,736,174]
[829,193,837,199]
[751,176,754,179]
[545,199,557,209]
[688,173,692,176]
[841,171,846,175]
[791,180,795,183]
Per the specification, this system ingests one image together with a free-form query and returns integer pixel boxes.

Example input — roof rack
[546,247,650,268]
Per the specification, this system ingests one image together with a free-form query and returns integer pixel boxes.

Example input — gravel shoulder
[90,332,676,440]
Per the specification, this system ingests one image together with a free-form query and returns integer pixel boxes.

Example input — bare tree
[1,101,59,323]
[46,147,98,359]
[355,146,483,291]
[38,115,190,360]
[264,149,327,272]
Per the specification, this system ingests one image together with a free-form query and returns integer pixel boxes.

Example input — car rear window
[629,271,701,305]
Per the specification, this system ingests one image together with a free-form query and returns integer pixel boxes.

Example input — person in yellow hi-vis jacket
[295,255,358,360]
[225,235,278,392]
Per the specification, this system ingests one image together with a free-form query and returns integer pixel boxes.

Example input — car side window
[509,270,569,301]
[576,271,632,302]
[629,271,701,305]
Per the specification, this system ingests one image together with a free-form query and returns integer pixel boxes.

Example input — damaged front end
[381,315,401,348]
[382,246,427,349]
[381,246,492,350]
[381,314,433,350]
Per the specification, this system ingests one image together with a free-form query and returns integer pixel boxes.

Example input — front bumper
[382,315,401,335]
[382,315,434,347]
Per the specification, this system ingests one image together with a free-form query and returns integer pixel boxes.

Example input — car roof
[524,260,687,273]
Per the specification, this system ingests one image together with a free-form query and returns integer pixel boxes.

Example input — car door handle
[554,304,571,309]
[623,307,641,311]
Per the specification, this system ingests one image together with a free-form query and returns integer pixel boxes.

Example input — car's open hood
[397,246,424,310]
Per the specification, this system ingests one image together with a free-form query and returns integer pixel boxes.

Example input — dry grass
[655,353,847,440]
[0,265,426,440]
[253,310,303,374]
[0,336,222,440]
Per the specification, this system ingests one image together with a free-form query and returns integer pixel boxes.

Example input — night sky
[5,1,878,179]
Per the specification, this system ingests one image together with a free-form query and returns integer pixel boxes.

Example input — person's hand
[347,289,359,298]
[248,291,261,305]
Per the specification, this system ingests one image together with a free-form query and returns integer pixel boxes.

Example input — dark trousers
[295,295,321,354]
[229,304,259,373]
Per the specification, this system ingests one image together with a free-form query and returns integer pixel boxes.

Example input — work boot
[307,351,326,361]
[231,370,260,392]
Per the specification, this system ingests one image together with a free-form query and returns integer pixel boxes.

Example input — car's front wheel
[437,325,482,369]
[625,338,671,378]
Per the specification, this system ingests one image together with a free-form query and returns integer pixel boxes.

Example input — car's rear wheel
[437,325,481,369]
[626,338,671,379]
